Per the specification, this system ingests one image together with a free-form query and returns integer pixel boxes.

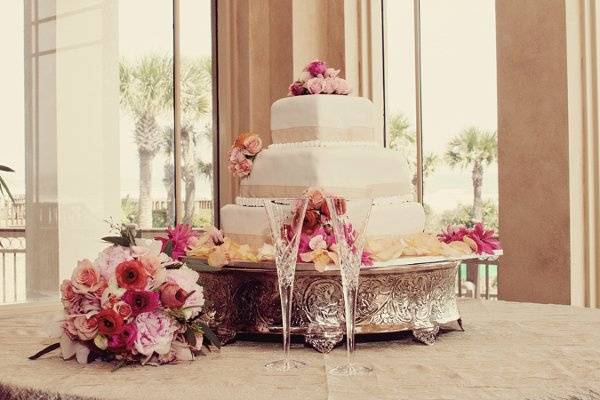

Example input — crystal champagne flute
[263,198,309,371]
[325,196,373,376]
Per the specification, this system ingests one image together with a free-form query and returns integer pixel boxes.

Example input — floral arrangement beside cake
[30,224,220,368]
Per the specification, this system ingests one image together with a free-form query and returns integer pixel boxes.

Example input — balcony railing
[0,229,26,304]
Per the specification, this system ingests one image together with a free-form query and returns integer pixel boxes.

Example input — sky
[0,0,497,215]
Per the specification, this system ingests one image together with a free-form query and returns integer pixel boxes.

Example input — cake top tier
[270,95,376,145]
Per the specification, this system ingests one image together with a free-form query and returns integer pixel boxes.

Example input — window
[383,0,499,297]
[0,0,216,305]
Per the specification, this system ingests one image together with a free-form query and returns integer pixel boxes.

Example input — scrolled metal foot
[412,325,440,345]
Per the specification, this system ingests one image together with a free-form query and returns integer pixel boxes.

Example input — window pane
[383,0,418,199]
[420,0,499,234]
[118,0,174,229]
[180,0,214,228]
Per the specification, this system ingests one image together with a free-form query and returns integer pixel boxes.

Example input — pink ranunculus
[324,68,340,78]
[71,260,103,294]
[94,245,133,280]
[305,77,327,94]
[333,77,351,95]
[165,266,204,318]
[306,59,327,77]
[155,224,199,261]
[122,290,160,317]
[108,323,137,352]
[288,81,306,96]
[134,311,176,356]
[72,315,98,341]
[242,134,263,156]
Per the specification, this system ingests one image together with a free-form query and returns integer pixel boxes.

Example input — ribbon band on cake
[271,126,375,144]
[239,183,408,199]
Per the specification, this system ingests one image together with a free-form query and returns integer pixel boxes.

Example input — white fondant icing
[268,140,378,149]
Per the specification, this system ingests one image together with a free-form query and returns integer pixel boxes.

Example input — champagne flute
[263,198,309,371]
[325,196,373,376]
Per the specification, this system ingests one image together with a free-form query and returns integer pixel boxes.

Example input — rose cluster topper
[228,132,263,178]
[30,224,220,367]
[288,60,351,96]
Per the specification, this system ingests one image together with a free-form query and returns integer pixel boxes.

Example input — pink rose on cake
[228,132,263,178]
[288,60,352,96]
[306,59,327,76]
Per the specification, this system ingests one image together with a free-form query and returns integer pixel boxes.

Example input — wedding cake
[220,64,425,250]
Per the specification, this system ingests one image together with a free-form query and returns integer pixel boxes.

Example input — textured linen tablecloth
[1,299,600,400]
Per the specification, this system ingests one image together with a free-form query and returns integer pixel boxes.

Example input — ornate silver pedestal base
[188,260,461,352]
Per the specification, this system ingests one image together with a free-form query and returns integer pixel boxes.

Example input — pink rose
[299,71,313,83]
[333,77,351,95]
[160,282,190,309]
[323,77,337,94]
[138,254,161,277]
[134,311,176,356]
[288,81,306,96]
[229,157,253,178]
[113,301,133,320]
[306,59,327,77]
[305,77,327,95]
[229,146,246,163]
[71,260,104,295]
[72,315,99,341]
[242,134,263,156]
[165,266,204,318]
[94,245,133,280]
[325,68,340,78]
[78,294,101,315]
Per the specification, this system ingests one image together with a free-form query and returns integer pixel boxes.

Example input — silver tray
[186,258,463,352]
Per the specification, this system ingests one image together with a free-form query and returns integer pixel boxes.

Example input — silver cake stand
[186,257,466,353]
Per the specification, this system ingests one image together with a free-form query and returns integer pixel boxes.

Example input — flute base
[265,359,306,371]
[329,363,373,376]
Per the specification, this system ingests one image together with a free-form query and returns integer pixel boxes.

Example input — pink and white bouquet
[30,224,220,368]
[228,132,263,178]
[295,187,372,270]
[288,60,352,96]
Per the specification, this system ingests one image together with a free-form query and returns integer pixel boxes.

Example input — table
[1,300,600,400]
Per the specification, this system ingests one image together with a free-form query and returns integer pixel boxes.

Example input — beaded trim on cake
[268,140,379,149]
[235,194,414,207]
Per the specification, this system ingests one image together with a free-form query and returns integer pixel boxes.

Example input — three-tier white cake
[220,95,426,249]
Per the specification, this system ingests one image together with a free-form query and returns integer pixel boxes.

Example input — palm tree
[120,56,172,228]
[445,127,497,222]
[387,112,438,188]
[162,57,213,225]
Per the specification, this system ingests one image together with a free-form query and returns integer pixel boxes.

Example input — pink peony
[108,323,137,352]
[94,245,133,281]
[156,224,199,261]
[306,59,327,76]
[242,134,263,156]
[71,315,99,341]
[325,68,340,78]
[333,77,351,95]
[71,260,104,295]
[305,77,327,94]
[122,290,160,316]
[165,266,204,318]
[289,81,306,96]
[134,311,176,356]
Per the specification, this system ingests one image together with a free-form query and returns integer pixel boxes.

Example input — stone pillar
[25,0,120,298]
[496,0,572,304]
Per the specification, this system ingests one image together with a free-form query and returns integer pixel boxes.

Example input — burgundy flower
[122,290,160,316]
[306,59,327,77]
[107,323,137,352]
[288,81,306,96]
[96,309,125,336]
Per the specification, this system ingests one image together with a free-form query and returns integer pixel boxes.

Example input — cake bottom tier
[220,200,426,249]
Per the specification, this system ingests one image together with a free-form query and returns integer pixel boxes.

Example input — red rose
[115,260,148,290]
[96,309,124,336]
[160,282,190,309]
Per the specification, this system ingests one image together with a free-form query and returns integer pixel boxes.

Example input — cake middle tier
[240,145,413,198]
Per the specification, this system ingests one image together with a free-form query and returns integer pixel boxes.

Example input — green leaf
[163,240,174,257]
[184,327,197,348]
[197,322,221,349]
[29,342,60,360]
[102,236,131,247]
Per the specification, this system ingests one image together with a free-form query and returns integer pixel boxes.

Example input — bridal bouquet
[30,224,219,368]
